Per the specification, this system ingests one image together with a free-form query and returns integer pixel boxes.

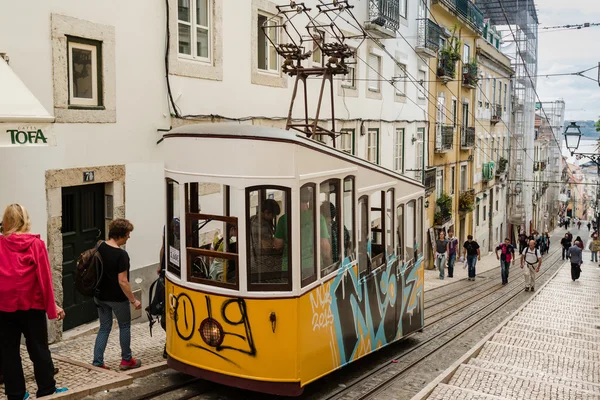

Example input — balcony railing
[424,167,436,195]
[460,126,475,149]
[432,0,484,33]
[367,0,400,35]
[435,125,454,152]
[459,189,475,212]
[491,103,502,123]
[416,19,441,57]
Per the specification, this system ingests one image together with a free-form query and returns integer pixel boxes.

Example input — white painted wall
[0,0,168,271]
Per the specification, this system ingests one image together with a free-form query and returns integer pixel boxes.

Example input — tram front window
[186,183,238,287]
[246,187,291,290]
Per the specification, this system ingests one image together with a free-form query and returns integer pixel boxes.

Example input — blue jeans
[467,255,477,278]
[447,253,456,277]
[93,299,132,366]
[592,251,598,262]
[500,260,510,284]
[435,253,446,279]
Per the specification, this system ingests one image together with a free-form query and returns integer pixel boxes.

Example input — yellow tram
[161,124,425,396]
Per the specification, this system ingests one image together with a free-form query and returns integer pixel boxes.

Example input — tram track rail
[317,247,564,400]
[127,377,212,400]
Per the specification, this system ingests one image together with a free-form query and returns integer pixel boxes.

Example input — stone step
[516,310,600,326]
[477,341,600,384]
[427,383,506,400]
[468,358,600,394]
[528,300,600,313]
[512,313,600,330]
[507,320,600,342]
[449,363,600,399]
[497,327,600,351]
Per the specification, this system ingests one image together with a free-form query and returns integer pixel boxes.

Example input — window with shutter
[368,54,380,92]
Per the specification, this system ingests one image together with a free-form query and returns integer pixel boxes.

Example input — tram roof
[164,123,424,188]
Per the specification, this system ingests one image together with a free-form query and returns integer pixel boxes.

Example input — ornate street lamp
[564,121,582,156]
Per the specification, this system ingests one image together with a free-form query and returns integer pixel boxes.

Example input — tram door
[61,184,105,330]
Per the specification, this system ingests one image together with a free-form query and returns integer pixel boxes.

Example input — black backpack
[145,271,166,336]
[75,241,104,297]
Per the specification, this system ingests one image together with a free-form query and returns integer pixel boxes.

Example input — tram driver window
[186,183,239,288]
[166,179,181,277]
[319,179,340,277]
[343,176,356,260]
[247,187,291,290]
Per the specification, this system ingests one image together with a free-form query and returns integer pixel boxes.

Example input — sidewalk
[0,322,167,400]
[412,260,600,400]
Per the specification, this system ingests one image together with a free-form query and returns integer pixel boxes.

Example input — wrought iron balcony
[366,0,400,38]
[491,103,502,124]
[435,125,454,152]
[460,126,475,149]
[416,19,441,58]
[424,167,436,196]
[432,0,484,33]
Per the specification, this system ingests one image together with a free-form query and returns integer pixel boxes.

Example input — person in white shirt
[520,240,542,292]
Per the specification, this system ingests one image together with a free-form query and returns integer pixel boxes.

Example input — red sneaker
[119,357,142,371]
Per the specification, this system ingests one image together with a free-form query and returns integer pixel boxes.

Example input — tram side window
[416,198,424,258]
[343,176,356,260]
[247,187,291,290]
[386,189,394,257]
[300,184,317,286]
[406,200,416,264]
[319,179,339,277]
[397,204,404,262]
[186,183,238,287]
[166,179,181,277]
[357,196,369,275]
[370,191,385,269]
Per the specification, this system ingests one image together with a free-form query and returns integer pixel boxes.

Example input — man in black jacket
[560,233,572,260]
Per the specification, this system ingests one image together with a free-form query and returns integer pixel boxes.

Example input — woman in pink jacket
[0,204,67,400]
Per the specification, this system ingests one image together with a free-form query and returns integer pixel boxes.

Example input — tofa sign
[0,124,56,147]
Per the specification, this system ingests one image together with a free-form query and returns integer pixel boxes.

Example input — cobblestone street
[415,258,600,400]
[0,323,166,399]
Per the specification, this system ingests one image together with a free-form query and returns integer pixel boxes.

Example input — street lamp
[564,121,582,156]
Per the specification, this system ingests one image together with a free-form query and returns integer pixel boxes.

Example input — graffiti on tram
[313,255,424,367]
[168,292,256,366]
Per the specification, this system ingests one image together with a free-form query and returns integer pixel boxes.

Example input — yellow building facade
[425,0,484,267]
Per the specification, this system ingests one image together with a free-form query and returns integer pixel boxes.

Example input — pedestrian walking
[434,231,449,280]
[446,231,459,278]
[590,235,600,263]
[520,240,542,292]
[0,204,68,400]
[495,238,515,285]
[92,218,143,371]
[560,233,571,260]
[587,222,591,232]
[568,241,583,281]
[518,231,528,254]
[575,236,584,250]
[577,220,582,230]
[462,235,481,281]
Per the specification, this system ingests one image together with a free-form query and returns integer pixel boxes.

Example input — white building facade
[0,0,431,339]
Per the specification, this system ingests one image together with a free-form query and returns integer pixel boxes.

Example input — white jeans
[524,264,537,288]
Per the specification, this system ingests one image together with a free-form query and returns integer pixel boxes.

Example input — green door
[62,184,105,331]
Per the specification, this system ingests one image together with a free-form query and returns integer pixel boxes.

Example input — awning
[0,59,55,147]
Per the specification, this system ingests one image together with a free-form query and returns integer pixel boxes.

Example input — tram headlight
[199,318,224,347]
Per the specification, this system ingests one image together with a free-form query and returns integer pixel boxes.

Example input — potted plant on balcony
[437,27,461,80]
[459,190,475,212]
[462,58,479,88]
[434,192,453,224]
[497,157,508,174]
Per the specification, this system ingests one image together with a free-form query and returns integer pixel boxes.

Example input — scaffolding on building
[475,0,538,233]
